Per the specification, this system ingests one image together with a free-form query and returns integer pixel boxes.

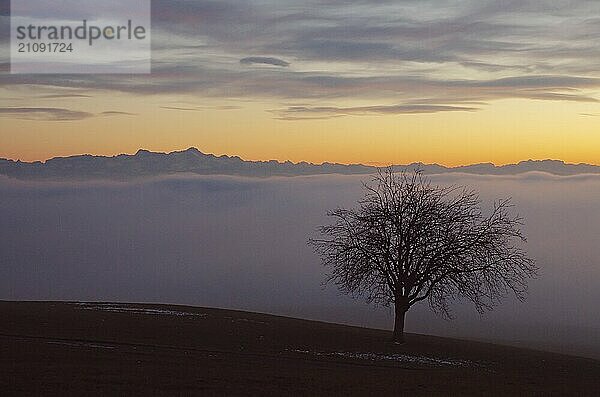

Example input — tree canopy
[309,168,537,342]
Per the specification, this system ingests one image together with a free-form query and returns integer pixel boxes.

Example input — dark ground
[1,301,598,396]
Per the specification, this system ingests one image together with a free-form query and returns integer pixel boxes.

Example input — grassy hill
[1,301,598,396]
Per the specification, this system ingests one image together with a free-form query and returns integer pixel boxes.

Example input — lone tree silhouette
[309,168,537,343]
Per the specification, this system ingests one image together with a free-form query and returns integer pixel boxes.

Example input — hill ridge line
[1,147,599,180]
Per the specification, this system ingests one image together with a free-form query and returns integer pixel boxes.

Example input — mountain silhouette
[1,148,598,180]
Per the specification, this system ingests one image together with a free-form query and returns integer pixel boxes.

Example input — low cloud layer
[1,173,599,358]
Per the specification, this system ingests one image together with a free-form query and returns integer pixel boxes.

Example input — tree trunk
[392,304,408,343]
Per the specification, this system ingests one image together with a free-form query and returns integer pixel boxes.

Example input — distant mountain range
[1,147,599,180]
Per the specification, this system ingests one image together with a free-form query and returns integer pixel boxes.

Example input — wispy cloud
[160,106,203,112]
[240,57,290,67]
[160,105,242,112]
[100,111,137,117]
[273,103,479,120]
[37,94,92,99]
[0,107,94,121]
[0,107,136,121]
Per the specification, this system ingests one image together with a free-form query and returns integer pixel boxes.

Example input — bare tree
[309,168,537,343]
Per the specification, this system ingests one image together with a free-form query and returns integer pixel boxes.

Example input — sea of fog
[1,173,599,359]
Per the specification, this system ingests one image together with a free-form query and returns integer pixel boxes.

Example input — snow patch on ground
[74,303,208,318]
[47,341,116,350]
[223,316,268,325]
[292,349,478,367]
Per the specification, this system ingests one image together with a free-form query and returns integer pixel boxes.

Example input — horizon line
[2,147,599,169]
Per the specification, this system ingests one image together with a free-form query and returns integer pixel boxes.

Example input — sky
[2,173,599,359]
[1,0,599,165]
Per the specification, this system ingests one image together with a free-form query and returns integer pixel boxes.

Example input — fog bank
[1,173,599,358]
